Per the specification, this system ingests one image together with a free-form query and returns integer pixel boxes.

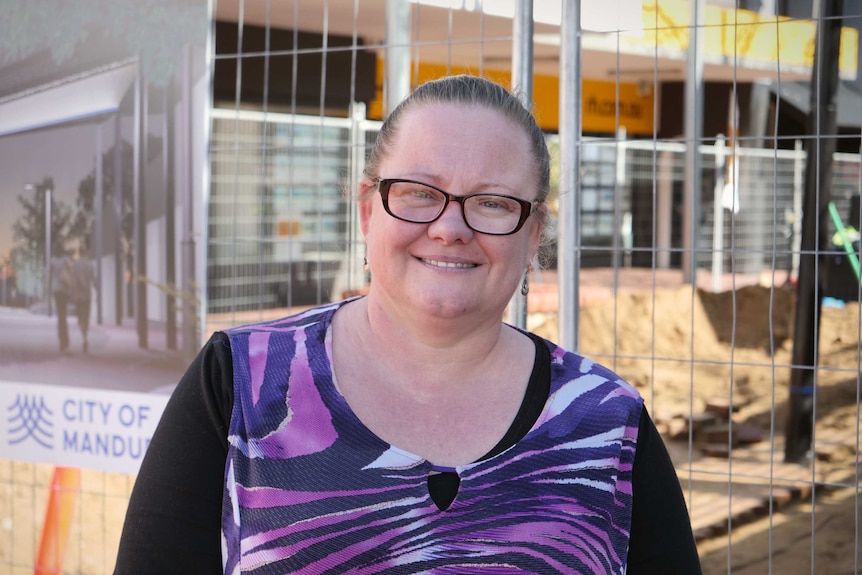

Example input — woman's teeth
[421,259,477,269]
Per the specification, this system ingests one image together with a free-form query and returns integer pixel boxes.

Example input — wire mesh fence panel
[204,3,862,574]
[207,110,372,320]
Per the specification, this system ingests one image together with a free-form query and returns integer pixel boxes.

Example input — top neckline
[325,302,552,470]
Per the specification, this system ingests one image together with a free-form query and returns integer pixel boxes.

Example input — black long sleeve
[628,409,703,574]
[114,333,233,574]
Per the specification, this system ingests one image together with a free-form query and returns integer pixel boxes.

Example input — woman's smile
[419,257,478,269]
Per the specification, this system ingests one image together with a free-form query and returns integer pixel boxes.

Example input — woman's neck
[369,294,505,354]
[337,296,518,394]
[332,297,536,464]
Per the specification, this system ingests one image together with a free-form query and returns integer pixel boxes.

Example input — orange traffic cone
[34,467,80,574]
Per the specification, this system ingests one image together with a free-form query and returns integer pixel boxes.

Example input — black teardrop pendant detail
[428,471,460,511]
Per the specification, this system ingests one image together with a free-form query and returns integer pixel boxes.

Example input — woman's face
[360,102,543,322]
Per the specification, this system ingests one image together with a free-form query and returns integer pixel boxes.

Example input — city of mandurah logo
[7,394,54,449]
[1,383,169,474]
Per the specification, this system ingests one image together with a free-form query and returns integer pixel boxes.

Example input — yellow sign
[581,80,655,135]
[638,0,858,80]
[369,63,655,135]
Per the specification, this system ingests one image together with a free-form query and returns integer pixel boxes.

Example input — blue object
[822,296,846,309]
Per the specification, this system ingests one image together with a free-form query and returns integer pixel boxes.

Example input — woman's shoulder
[223,298,354,337]
[528,331,642,404]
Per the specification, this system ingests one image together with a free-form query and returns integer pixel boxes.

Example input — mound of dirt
[532,285,860,419]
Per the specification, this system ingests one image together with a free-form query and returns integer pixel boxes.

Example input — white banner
[0,380,169,475]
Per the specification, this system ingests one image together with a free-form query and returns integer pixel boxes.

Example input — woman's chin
[410,291,491,320]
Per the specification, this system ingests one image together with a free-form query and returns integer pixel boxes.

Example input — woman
[115,75,701,574]
[70,245,95,353]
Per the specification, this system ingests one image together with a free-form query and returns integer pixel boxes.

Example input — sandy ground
[698,485,861,574]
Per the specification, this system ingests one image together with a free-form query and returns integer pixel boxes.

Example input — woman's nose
[428,199,473,241]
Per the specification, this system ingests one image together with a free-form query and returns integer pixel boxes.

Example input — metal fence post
[712,134,726,292]
[507,0,534,330]
[558,0,582,351]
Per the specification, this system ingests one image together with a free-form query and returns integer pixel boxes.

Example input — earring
[520,263,533,296]
[363,256,369,272]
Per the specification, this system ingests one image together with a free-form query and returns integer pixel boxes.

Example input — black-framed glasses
[374,178,538,236]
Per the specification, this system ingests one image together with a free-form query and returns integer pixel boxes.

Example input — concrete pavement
[0,306,188,394]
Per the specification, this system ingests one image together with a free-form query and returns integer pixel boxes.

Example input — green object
[827,201,861,281]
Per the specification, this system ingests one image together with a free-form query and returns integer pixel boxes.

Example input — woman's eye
[408,187,435,199]
[477,197,516,212]
[392,184,441,205]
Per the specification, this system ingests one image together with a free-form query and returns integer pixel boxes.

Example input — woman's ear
[358,178,377,237]
[528,207,544,256]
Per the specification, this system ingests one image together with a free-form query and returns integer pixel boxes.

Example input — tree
[69,140,135,251]
[11,178,74,296]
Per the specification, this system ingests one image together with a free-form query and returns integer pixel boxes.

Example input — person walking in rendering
[70,245,96,353]
[49,247,72,353]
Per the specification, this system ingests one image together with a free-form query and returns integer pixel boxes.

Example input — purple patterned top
[223,300,643,574]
